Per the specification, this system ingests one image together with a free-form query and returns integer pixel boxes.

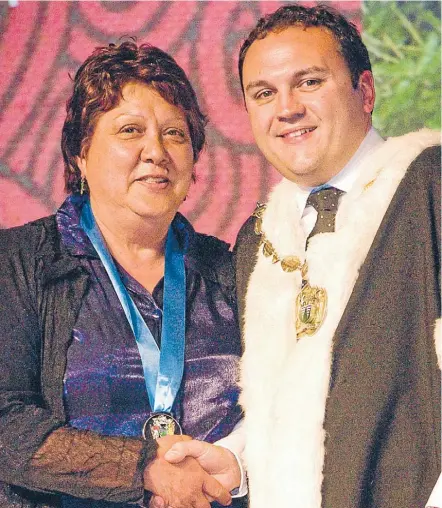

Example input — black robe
[235,143,441,508]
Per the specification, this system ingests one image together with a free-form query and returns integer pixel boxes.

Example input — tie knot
[306,187,343,212]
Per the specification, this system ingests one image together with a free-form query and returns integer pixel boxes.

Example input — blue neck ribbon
[80,200,186,413]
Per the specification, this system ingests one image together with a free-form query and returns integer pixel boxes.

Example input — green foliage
[362,1,441,136]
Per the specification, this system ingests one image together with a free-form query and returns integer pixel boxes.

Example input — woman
[0,42,243,508]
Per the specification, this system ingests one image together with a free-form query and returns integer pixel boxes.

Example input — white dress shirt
[427,473,442,507]
[215,420,247,496]
[296,127,385,238]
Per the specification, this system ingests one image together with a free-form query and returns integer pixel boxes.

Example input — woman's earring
[80,176,86,196]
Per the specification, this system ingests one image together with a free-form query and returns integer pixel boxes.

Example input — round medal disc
[142,412,182,440]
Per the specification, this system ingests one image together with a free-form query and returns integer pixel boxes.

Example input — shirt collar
[294,127,385,213]
[56,195,229,286]
[56,194,97,257]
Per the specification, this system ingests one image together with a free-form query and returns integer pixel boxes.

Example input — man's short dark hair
[238,4,372,94]
[62,41,206,194]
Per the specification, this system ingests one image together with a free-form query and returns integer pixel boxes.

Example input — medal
[295,281,327,338]
[81,201,187,440]
[253,202,328,339]
[143,412,182,440]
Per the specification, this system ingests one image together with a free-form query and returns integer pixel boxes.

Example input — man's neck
[294,127,385,214]
[326,127,385,193]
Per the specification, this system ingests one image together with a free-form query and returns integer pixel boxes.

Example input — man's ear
[358,70,376,114]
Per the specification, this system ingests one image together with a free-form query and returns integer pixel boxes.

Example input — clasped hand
[144,435,240,508]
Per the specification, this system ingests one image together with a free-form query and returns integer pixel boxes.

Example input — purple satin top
[57,196,242,507]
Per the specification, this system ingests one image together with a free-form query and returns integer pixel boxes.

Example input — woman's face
[77,82,195,224]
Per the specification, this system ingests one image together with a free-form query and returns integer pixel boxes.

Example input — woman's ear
[76,149,88,179]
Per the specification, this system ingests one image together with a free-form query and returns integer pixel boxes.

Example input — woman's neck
[89,198,171,292]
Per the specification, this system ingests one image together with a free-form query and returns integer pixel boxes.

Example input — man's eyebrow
[292,66,328,79]
[245,66,328,94]
[245,79,272,94]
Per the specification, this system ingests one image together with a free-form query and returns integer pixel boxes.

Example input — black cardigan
[0,214,238,507]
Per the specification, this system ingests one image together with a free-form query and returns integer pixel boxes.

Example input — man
[155,4,441,507]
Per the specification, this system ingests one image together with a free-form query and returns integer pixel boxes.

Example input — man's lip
[277,126,317,138]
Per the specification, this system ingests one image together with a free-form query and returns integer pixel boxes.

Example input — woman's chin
[127,199,181,224]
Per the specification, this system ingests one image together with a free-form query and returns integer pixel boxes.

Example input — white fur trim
[240,130,439,508]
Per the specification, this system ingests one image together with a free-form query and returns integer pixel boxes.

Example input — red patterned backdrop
[0,1,360,244]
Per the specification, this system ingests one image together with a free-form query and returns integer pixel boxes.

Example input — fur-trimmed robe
[235,130,441,508]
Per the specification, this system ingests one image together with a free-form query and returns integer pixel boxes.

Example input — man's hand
[165,440,241,492]
[149,440,241,508]
[143,435,232,508]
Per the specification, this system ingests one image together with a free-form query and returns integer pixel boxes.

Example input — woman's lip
[135,176,171,191]
[136,175,170,183]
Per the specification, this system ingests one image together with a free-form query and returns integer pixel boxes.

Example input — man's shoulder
[234,209,262,311]
[234,204,263,261]
[404,143,441,190]
[384,130,440,179]
[411,144,440,172]
[236,215,259,246]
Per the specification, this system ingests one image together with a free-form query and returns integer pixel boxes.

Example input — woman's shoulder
[0,215,58,256]
[191,232,234,284]
[176,214,235,288]
[193,231,231,258]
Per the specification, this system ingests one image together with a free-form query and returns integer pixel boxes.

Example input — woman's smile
[77,82,194,224]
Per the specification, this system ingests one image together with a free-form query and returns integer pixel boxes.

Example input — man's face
[242,26,375,187]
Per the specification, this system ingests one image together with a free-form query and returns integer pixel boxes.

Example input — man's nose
[140,133,170,166]
[276,91,306,121]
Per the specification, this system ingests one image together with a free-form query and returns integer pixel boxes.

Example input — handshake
[144,435,242,508]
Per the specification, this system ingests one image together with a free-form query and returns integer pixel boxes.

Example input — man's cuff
[214,420,247,497]
[426,473,442,508]
[222,447,247,497]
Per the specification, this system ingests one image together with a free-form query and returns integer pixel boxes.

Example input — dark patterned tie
[306,187,344,243]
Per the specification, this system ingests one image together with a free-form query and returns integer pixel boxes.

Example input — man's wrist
[214,445,247,497]
[214,420,247,497]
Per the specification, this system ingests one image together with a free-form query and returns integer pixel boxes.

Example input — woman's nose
[276,91,306,121]
[140,133,170,166]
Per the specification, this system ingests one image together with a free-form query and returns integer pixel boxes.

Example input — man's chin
[276,162,324,187]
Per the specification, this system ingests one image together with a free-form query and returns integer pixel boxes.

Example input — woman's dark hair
[62,41,206,194]
[238,4,372,94]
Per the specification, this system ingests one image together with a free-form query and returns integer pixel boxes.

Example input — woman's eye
[165,128,186,139]
[119,125,142,135]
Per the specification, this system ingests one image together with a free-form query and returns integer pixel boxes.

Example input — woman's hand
[143,435,232,508]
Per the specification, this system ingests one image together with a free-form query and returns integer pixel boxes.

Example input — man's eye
[255,89,274,100]
[302,79,322,88]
